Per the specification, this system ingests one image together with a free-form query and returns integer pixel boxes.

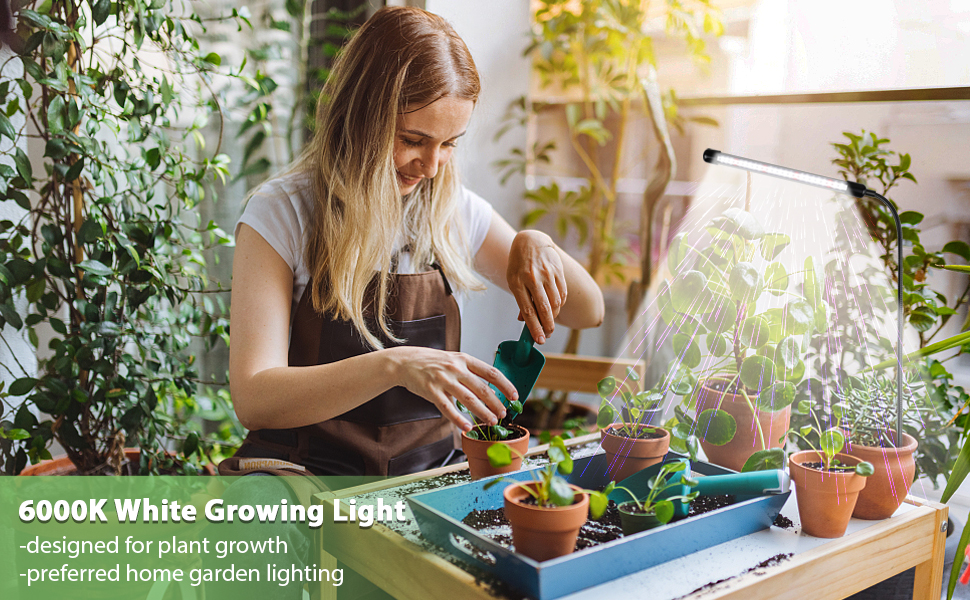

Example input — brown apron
[223,264,460,477]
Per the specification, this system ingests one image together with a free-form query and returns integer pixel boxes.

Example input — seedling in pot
[597,368,665,437]
[459,399,525,442]
[789,399,874,476]
[486,436,612,519]
[612,461,698,532]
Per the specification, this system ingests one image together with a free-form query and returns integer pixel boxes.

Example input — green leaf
[940,265,970,274]
[78,259,112,277]
[588,491,608,520]
[803,256,823,312]
[759,233,791,261]
[203,52,222,66]
[92,0,110,25]
[597,403,616,429]
[819,428,846,459]
[672,333,701,368]
[667,232,690,273]
[774,336,800,371]
[670,270,709,313]
[182,432,199,457]
[729,262,762,303]
[548,477,575,507]
[764,262,788,295]
[9,377,37,396]
[739,316,770,349]
[1,428,30,441]
[653,500,675,524]
[14,147,32,183]
[493,425,510,440]
[0,112,15,141]
[741,448,786,472]
[711,208,765,241]
[756,381,795,411]
[855,461,874,477]
[871,330,970,370]
[740,355,776,390]
[948,516,970,599]
[898,211,923,225]
[696,408,736,446]
[709,333,729,357]
[598,376,617,397]
[783,299,814,335]
[47,96,65,133]
[465,429,479,440]
[942,241,970,262]
[486,443,512,467]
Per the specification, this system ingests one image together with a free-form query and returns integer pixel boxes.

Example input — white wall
[424,1,536,361]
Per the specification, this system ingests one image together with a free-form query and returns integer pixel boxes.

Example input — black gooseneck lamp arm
[702,149,904,445]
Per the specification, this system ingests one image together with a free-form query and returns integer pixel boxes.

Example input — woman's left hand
[506,230,567,345]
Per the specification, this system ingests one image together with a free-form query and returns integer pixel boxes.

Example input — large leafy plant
[0,0,244,473]
[658,207,809,469]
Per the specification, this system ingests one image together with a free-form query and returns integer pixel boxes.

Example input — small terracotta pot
[600,424,670,481]
[846,433,918,520]
[617,502,663,535]
[19,449,216,476]
[695,379,790,472]
[789,450,868,538]
[461,424,530,480]
[503,482,589,561]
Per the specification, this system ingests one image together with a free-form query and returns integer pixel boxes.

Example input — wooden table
[314,435,948,600]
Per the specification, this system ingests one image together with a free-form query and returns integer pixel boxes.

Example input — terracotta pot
[617,502,664,535]
[695,379,790,472]
[19,449,216,476]
[846,433,918,520]
[789,450,868,538]
[600,424,670,482]
[461,424,530,480]
[503,482,589,561]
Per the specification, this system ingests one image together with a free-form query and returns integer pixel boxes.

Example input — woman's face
[394,96,474,195]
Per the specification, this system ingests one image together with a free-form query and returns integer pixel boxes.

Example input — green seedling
[789,400,874,476]
[485,435,612,519]
[597,367,665,438]
[465,423,522,442]
[611,461,699,525]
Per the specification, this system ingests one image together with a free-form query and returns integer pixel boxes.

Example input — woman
[226,6,604,479]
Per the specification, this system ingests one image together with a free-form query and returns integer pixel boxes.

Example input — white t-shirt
[235,171,494,322]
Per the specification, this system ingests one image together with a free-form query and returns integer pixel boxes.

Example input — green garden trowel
[608,458,790,519]
[490,324,546,419]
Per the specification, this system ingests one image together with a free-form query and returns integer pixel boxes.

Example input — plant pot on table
[617,501,664,535]
[461,424,530,480]
[600,424,670,481]
[503,481,589,561]
[789,450,868,538]
[845,432,918,520]
[19,449,215,476]
[695,378,790,473]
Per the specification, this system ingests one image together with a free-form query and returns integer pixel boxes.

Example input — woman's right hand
[387,346,516,432]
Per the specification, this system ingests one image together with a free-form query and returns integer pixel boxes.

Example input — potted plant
[486,436,611,561]
[462,406,530,480]
[830,374,919,520]
[0,0,244,474]
[596,370,671,480]
[660,207,807,473]
[788,403,874,538]
[611,460,698,535]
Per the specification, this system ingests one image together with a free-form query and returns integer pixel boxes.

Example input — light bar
[703,148,905,444]
[703,149,866,198]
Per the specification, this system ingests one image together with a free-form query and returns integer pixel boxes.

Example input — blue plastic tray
[407,452,789,600]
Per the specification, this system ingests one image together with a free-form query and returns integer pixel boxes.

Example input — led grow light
[704,148,905,443]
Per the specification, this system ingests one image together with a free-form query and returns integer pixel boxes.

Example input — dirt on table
[462,494,739,554]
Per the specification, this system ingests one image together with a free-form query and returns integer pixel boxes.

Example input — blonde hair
[296,6,485,349]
